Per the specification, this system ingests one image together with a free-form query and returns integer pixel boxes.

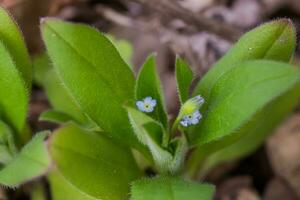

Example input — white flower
[136,97,157,113]
[180,110,202,127]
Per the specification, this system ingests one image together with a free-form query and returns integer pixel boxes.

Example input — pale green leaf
[136,55,168,129]
[0,40,28,141]
[41,18,143,151]
[193,19,296,101]
[107,34,133,66]
[49,124,141,200]
[0,132,50,187]
[131,176,215,200]
[198,81,300,174]
[49,170,98,200]
[175,58,193,104]
[190,60,299,145]
[0,7,32,88]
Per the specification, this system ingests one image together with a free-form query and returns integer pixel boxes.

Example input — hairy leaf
[131,176,215,200]
[41,19,143,150]
[49,124,141,200]
[175,58,193,104]
[0,132,50,187]
[190,60,299,145]
[136,55,168,129]
[49,170,98,200]
[0,7,32,88]
[0,40,28,142]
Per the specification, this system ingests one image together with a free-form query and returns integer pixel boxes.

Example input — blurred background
[2,0,300,199]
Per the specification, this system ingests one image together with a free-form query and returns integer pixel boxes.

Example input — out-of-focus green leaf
[0,7,32,88]
[49,124,141,200]
[131,176,215,200]
[0,121,17,164]
[190,60,299,145]
[0,132,50,187]
[49,170,98,200]
[127,107,186,174]
[175,58,193,104]
[136,55,168,129]
[197,81,300,175]
[193,19,296,101]
[188,19,298,175]
[32,53,51,87]
[39,110,76,124]
[107,34,133,66]
[0,41,28,142]
[41,18,143,151]
[30,182,47,200]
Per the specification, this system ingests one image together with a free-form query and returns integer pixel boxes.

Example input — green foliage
[49,124,141,200]
[131,176,215,200]
[0,40,29,142]
[41,19,144,151]
[190,60,299,145]
[0,132,50,187]
[49,171,98,200]
[175,58,193,104]
[0,7,32,89]
[135,55,168,129]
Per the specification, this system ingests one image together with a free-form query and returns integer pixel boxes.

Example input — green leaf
[0,40,28,141]
[131,176,215,200]
[39,110,76,124]
[175,58,193,104]
[127,107,187,174]
[0,132,50,187]
[49,124,141,200]
[0,121,17,164]
[32,53,51,87]
[136,55,168,129]
[189,60,299,145]
[188,19,298,175]
[41,18,143,151]
[49,170,98,200]
[0,7,32,88]
[196,81,300,175]
[193,19,296,101]
[106,34,133,66]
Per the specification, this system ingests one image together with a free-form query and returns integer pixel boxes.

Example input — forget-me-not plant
[136,96,157,113]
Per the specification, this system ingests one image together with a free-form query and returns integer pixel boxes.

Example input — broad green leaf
[49,124,141,200]
[188,19,298,175]
[32,53,51,87]
[136,55,168,129]
[0,40,28,141]
[131,176,215,200]
[39,110,77,124]
[189,60,299,145]
[0,121,17,164]
[127,107,187,174]
[0,132,50,187]
[196,81,300,175]
[0,7,32,88]
[175,58,193,104]
[193,19,296,102]
[41,19,143,151]
[30,182,47,200]
[107,34,133,66]
[49,170,98,200]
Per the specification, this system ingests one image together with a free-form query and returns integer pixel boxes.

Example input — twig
[132,0,242,42]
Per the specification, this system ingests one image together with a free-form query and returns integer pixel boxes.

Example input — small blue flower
[180,110,202,127]
[136,97,157,113]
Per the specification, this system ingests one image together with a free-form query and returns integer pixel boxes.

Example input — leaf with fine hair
[0,132,50,187]
[131,176,215,200]
[41,19,144,152]
[0,7,32,88]
[175,57,193,104]
[49,124,141,200]
[136,55,168,129]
